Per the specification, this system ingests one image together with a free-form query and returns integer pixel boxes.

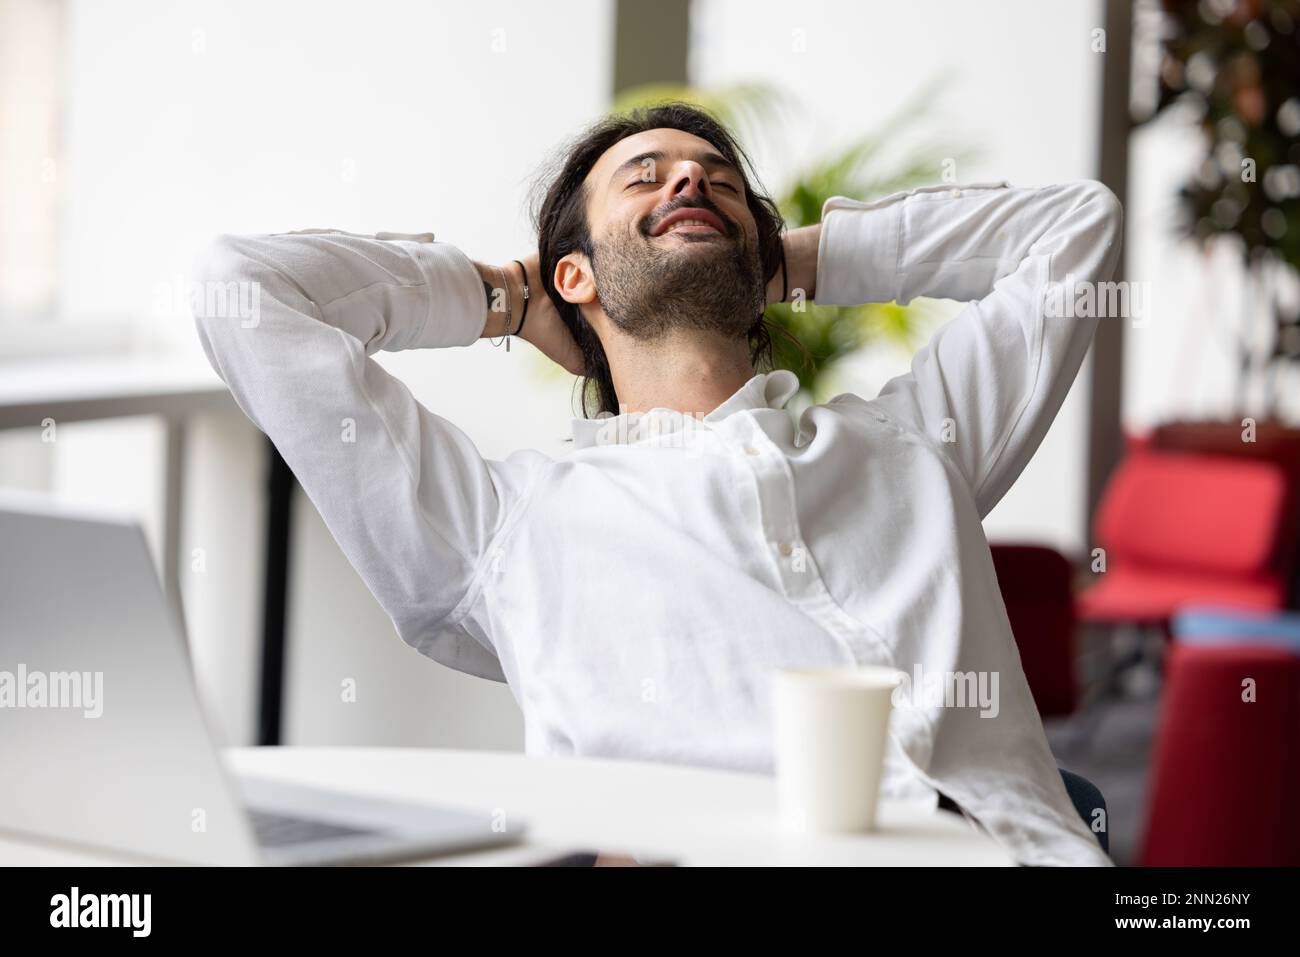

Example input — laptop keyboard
[248,807,373,848]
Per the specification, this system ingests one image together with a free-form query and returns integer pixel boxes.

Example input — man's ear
[555,252,597,307]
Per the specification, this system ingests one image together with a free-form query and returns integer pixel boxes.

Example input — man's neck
[604,327,755,418]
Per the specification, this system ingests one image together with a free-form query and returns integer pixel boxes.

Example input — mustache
[642,196,738,239]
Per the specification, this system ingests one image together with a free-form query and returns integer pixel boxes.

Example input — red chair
[1151,420,1300,608]
[1078,451,1291,628]
[990,544,1078,718]
[1139,643,1300,866]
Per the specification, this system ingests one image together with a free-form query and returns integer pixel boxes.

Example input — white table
[0,747,1012,866]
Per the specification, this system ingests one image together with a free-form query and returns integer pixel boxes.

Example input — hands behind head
[474,254,584,376]
[514,253,585,376]
[506,228,819,377]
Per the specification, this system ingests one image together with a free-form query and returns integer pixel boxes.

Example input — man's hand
[766,224,821,308]
[476,254,584,375]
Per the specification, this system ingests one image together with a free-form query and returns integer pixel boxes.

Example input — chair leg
[1056,692,1108,758]
[1057,621,1156,757]
[1058,623,1122,752]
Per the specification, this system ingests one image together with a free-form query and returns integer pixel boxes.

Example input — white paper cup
[772,665,905,833]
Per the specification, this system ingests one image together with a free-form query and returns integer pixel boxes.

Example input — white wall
[48,0,614,748]
[691,0,1106,556]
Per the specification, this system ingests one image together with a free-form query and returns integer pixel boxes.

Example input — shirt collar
[570,369,800,450]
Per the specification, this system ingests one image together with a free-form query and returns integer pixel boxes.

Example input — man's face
[576,128,765,340]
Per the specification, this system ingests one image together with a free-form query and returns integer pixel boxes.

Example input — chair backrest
[989,544,1077,718]
[1096,451,1288,578]
[1152,421,1300,602]
[1139,643,1300,866]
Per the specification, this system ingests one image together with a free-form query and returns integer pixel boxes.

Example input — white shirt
[194,179,1122,866]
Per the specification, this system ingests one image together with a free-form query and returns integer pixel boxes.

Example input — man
[194,103,1121,866]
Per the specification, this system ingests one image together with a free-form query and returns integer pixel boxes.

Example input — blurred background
[1,0,1297,866]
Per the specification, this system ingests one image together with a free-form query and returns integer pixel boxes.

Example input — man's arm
[766,225,821,306]
[192,230,552,680]
[812,180,1123,516]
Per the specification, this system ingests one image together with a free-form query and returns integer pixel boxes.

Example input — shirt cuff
[401,240,488,349]
[815,194,902,307]
[815,182,1014,307]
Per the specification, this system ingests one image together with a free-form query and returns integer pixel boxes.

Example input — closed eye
[715,181,739,192]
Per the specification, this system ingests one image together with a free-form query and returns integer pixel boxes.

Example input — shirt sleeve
[814,180,1124,517]
[191,229,545,681]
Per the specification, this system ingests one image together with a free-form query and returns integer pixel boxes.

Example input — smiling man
[193,103,1122,867]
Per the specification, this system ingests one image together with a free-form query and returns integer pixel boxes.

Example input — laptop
[0,491,523,866]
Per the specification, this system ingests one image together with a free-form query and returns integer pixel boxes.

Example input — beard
[588,201,766,341]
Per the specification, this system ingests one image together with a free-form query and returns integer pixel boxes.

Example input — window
[0,0,64,325]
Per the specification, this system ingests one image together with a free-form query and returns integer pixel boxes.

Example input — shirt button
[743,446,760,456]
[777,541,793,557]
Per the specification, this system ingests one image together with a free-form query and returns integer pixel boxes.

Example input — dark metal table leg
[257,437,294,746]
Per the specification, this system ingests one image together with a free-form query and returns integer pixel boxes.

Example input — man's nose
[666,161,711,201]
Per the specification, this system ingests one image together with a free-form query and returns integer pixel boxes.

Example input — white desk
[0,747,1012,866]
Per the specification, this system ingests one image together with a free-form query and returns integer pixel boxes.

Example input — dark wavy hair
[530,102,789,417]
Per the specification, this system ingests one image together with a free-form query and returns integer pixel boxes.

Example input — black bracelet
[511,259,530,336]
